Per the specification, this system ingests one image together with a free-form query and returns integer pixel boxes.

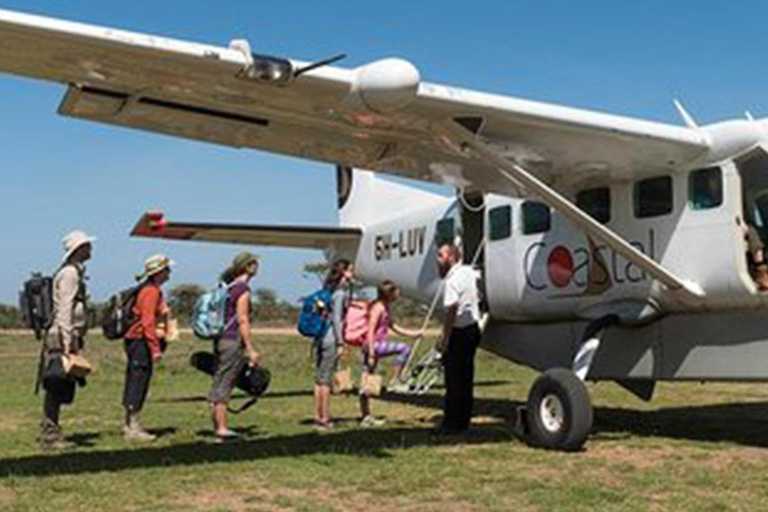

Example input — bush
[0,304,23,329]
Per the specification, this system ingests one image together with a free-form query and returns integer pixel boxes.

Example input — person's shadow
[2,423,515,479]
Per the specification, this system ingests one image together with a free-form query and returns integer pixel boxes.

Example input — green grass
[2,333,768,511]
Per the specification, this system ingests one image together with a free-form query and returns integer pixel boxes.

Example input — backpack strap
[226,397,258,415]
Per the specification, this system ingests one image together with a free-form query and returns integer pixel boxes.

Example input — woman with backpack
[210,251,261,442]
[122,254,173,441]
[313,259,354,430]
[359,280,423,427]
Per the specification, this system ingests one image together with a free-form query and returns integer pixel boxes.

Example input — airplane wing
[0,9,718,300]
[0,8,711,197]
[130,212,362,250]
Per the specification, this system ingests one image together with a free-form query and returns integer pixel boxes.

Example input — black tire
[525,368,593,451]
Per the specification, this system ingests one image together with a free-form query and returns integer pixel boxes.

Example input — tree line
[2,263,431,329]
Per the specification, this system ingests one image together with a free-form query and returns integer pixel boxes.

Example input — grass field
[2,333,768,512]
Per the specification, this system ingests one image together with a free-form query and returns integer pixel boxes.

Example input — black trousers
[442,323,481,431]
[123,338,153,413]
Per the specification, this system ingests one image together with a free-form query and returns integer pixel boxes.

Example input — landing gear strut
[525,368,593,451]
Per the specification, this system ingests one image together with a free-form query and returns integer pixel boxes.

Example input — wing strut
[439,121,706,303]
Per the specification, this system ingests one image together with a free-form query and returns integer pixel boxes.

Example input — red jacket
[125,283,167,359]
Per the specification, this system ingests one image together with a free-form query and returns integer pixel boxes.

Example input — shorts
[314,337,338,386]
[209,338,246,403]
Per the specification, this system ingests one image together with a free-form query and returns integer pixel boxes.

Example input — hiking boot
[39,420,72,450]
[124,413,156,442]
[360,415,386,428]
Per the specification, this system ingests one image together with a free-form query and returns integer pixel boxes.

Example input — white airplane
[2,8,768,450]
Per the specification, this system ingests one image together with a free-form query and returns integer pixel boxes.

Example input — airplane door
[459,192,486,266]
[458,192,487,311]
[484,195,518,317]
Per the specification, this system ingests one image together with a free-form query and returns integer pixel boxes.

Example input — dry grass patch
[583,444,679,470]
[180,483,504,512]
[0,486,14,509]
[0,413,22,433]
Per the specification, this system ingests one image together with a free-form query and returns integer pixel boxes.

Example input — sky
[1,0,767,305]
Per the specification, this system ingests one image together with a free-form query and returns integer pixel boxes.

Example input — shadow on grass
[381,392,768,448]
[592,402,768,447]
[0,424,514,478]
[65,432,102,448]
[157,389,315,405]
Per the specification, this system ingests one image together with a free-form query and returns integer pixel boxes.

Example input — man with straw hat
[39,230,95,450]
[122,254,174,441]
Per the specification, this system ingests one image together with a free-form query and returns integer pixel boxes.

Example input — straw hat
[62,230,96,262]
[135,254,175,282]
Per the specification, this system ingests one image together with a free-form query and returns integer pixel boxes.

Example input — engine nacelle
[349,58,420,113]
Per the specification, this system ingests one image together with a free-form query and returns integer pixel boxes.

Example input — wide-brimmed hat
[135,254,175,282]
[62,230,96,262]
[232,251,259,270]
[222,251,259,281]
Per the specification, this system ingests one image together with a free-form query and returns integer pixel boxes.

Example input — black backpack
[19,273,55,339]
[101,286,142,340]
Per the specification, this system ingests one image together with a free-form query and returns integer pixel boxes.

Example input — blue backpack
[192,283,234,340]
[297,288,333,338]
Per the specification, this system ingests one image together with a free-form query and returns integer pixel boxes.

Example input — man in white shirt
[436,242,481,433]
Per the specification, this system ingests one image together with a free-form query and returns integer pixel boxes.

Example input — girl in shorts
[313,259,355,430]
[210,252,261,442]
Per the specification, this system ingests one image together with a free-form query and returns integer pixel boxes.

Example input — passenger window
[634,176,673,218]
[489,205,512,241]
[576,187,611,223]
[522,201,551,234]
[435,217,455,245]
[689,167,723,210]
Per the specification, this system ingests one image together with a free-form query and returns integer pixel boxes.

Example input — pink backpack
[343,301,370,346]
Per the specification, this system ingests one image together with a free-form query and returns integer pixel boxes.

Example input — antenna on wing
[746,111,755,122]
[294,54,347,77]
[674,99,699,129]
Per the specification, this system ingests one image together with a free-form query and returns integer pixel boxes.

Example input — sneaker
[360,415,386,428]
[214,429,241,443]
[124,426,157,442]
[387,381,411,394]
[313,420,334,432]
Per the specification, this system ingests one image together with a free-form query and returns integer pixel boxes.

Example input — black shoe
[432,425,467,437]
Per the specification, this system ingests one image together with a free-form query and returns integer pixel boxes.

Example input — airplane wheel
[526,368,592,451]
